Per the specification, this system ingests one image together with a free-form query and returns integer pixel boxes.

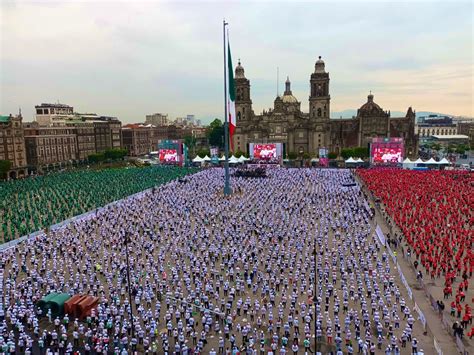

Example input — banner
[375,224,386,246]
[434,337,443,355]
[397,263,413,300]
[414,302,426,329]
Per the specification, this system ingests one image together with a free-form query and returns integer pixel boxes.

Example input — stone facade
[122,123,207,156]
[457,121,474,148]
[232,57,418,158]
[23,124,78,167]
[0,114,27,179]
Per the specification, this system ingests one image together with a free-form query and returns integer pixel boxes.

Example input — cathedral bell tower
[234,60,252,122]
[309,56,330,120]
[233,60,253,153]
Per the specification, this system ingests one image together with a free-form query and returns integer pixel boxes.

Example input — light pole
[124,233,135,341]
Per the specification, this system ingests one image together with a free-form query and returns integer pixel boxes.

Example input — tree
[196,149,210,158]
[88,153,105,163]
[288,152,298,160]
[455,144,467,155]
[302,152,311,160]
[0,160,12,179]
[234,150,244,158]
[432,143,441,152]
[341,148,354,160]
[328,152,338,159]
[184,136,197,156]
[207,119,225,149]
[104,148,127,160]
[353,147,369,158]
[447,145,456,154]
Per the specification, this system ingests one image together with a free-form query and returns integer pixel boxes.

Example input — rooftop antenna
[277,67,279,97]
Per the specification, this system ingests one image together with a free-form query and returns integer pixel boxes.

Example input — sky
[1,0,473,125]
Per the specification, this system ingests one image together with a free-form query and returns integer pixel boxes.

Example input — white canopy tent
[355,158,364,163]
[413,158,425,165]
[192,156,204,163]
[402,158,416,169]
[228,155,240,164]
[202,155,211,162]
[425,158,439,165]
[345,157,357,163]
[238,156,248,163]
[438,157,450,165]
[219,156,226,161]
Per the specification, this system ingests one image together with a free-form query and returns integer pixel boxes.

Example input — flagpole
[223,19,232,196]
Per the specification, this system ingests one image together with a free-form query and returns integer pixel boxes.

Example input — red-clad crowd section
[358,169,474,330]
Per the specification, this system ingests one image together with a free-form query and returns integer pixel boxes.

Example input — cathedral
[232,57,418,158]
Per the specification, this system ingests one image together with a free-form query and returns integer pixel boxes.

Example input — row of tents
[402,157,451,169]
[192,155,250,164]
[344,157,365,164]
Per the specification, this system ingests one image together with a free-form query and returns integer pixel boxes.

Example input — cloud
[0,0,472,124]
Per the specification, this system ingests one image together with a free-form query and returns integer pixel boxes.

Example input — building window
[317,108,321,117]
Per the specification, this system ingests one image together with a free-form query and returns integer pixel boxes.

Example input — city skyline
[1,0,473,124]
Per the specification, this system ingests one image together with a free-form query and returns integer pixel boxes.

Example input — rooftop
[431,134,469,140]
[35,103,73,108]
[0,115,10,123]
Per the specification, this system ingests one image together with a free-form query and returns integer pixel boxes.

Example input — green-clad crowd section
[0,166,198,243]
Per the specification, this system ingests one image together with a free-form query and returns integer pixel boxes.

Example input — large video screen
[371,138,404,164]
[253,144,277,160]
[159,149,178,162]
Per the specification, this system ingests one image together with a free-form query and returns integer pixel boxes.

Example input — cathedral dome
[358,93,386,117]
[281,94,299,103]
[281,76,299,103]
[235,60,245,79]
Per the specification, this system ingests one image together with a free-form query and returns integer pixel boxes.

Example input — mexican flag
[226,39,236,150]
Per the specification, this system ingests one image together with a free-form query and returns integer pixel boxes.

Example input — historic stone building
[232,57,418,158]
[0,114,28,179]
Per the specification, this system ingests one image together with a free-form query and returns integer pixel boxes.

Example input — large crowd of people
[0,168,429,354]
[0,166,196,243]
[357,169,473,340]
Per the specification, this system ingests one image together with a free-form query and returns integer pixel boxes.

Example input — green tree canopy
[455,144,467,155]
[88,153,105,163]
[207,119,224,149]
[353,147,369,158]
[328,152,338,159]
[184,136,196,149]
[0,160,12,180]
[341,148,354,160]
[234,150,244,158]
[104,148,127,160]
[196,149,210,158]
[287,152,298,160]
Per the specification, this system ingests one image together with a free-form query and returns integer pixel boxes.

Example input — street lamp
[123,233,135,341]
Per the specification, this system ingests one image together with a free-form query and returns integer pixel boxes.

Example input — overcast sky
[1,0,472,124]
